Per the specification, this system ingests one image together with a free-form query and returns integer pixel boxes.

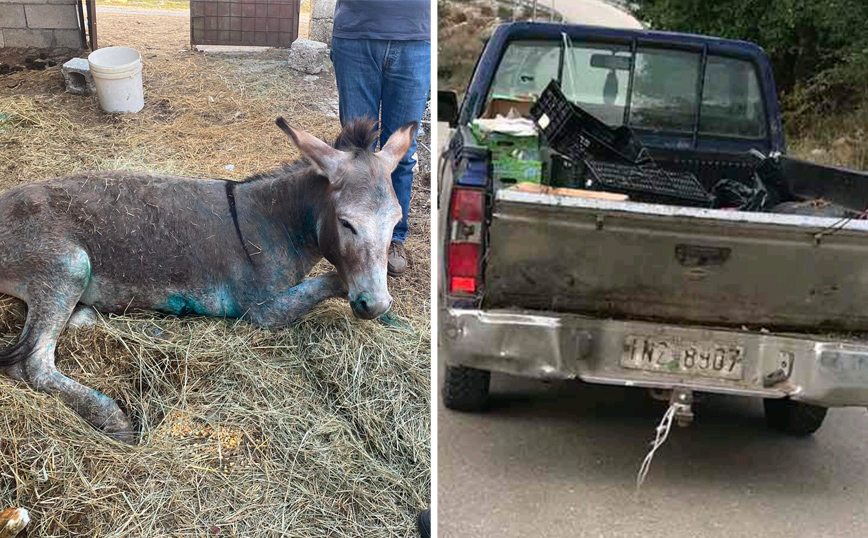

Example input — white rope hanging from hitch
[635,402,678,491]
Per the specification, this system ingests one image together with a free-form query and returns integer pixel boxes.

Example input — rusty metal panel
[484,191,868,332]
[190,0,299,47]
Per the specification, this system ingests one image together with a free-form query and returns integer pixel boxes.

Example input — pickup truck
[438,22,868,435]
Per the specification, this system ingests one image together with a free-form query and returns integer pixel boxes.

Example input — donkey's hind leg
[5,249,135,443]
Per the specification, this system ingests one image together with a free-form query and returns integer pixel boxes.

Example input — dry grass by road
[786,105,868,171]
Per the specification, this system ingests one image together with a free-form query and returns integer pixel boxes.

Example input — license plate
[620,336,744,380]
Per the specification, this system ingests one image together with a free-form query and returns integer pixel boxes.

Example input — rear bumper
[440,308,868,407]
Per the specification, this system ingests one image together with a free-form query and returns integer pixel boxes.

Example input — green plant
[632,0,868,138]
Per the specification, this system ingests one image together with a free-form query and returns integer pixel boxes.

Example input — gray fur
[0,118,416,443]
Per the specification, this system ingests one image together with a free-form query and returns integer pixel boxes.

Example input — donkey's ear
[276,117,349,180]
[376,121,418,172]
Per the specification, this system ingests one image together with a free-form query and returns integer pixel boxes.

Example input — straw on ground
[0,12,430,537]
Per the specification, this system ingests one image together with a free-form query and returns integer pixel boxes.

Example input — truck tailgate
[485,189,868,331]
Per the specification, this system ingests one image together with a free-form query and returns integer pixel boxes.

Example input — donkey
[0,117,416,443]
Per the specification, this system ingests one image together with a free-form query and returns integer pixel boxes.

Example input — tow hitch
[637,388,696,490]
[648,388,695,427]
[670,389,694,427]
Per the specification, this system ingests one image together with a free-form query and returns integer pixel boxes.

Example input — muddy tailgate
[484,189,868,331]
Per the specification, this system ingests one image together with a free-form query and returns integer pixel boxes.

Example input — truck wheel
[763,398,828,436]
[442,365,490,411]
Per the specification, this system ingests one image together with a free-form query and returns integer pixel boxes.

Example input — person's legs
[380,39,431,249]
[330,37,386,136]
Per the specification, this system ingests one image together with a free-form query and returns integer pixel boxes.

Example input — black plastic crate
[531,80,646,164]
[549,152,586,188]
[585,159,714,207]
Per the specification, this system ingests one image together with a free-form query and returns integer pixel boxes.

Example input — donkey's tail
[0,325,35,366]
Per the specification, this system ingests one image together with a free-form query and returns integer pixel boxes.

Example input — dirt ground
[0,11,430,538]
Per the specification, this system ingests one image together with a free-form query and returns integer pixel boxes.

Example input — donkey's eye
[340,219,357,235]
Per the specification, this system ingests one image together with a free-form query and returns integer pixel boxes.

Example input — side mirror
[438,90,460,127]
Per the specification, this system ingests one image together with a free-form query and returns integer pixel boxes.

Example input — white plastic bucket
[87,47,144,113]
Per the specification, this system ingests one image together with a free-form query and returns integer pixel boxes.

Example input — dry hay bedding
[0,11,430,538]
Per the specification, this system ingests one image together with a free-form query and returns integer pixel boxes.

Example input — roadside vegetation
[437,0,868,170]
[632,0,868,168]
[438,0,559,95]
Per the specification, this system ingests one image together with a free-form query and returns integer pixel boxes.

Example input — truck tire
[442,365,490,411]
[763,398,828,436]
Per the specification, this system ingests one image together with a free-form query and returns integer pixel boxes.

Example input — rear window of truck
[485,39,767,139]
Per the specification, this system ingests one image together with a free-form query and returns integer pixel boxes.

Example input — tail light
[447,187,485,295]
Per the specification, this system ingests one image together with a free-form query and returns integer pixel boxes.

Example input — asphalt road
[536,0,642,28]
[438,370,868,538]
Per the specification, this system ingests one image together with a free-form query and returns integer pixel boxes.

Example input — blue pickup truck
[438,22,868,435]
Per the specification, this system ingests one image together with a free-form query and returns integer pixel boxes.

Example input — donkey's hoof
[108,429,138,445]
[101,407,136,444]
[67,306,98,329]
[378,310,414,333]
[3,363,26,382]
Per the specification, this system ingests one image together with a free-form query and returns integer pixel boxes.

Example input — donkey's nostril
[357,295,370,313]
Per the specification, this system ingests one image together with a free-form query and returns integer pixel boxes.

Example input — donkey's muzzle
[350,293,392,320]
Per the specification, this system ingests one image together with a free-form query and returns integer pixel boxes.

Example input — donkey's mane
[240,118,379,183]
[333,117,379,154]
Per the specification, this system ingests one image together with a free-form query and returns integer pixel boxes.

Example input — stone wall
[309,0,333,46]
[0,0,81,49]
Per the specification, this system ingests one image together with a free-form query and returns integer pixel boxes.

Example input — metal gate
[190,0,300,47]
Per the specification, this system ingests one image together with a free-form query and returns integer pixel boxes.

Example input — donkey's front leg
[247,271,347,328]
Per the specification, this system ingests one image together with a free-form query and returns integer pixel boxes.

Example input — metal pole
[532,0,537,20]
[76,0,87,49]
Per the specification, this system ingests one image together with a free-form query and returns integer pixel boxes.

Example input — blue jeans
[330,36,431,243]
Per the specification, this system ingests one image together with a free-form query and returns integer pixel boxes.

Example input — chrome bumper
[440,308,868,407]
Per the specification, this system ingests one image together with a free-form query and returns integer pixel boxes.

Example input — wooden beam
[85,0,97,50]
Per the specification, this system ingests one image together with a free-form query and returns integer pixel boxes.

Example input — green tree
[631,0,868,113]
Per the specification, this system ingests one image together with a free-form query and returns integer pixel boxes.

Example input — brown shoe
[388,241,408,276]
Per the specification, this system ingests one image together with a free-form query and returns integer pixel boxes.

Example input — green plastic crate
[471,123,540,158]
[492,156,542,184]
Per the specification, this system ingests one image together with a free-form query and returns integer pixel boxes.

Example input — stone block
[0,29,4,48]
[0,4,26,28]
[288,37,327,74]
[62,57,95,94]
[310,17,332,46]
[53,27,80,48]
[312,0,335,19]
[2,28,53,47]
[25,3,78,29]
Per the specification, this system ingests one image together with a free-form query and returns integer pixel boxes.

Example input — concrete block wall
[0,0,81,49]
[309,0,333,46]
